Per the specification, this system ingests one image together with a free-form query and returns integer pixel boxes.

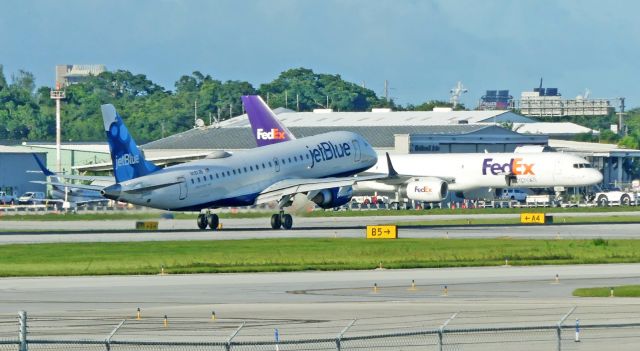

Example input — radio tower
[50,83,66,173]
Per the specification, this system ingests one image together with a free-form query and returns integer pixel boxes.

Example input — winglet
[32,154,55,177]
[241,95,295,147]
[385,153,398,177]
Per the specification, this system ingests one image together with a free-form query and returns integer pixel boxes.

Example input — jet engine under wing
[255,174,386,205]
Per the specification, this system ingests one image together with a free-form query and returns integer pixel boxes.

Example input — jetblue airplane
[30,154,109,206]
[244,106,603,204]
[93,96,380,229]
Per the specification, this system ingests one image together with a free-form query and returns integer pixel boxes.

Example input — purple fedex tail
[241,95,295,147]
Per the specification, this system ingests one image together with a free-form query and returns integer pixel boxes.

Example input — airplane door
[352,140,361,162]
[178,176,187,200]
[273,157,280,172]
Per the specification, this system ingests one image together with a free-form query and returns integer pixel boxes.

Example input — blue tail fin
[101,104,160,183]
[32,153,55,177]
[32,153,63,192]
[241,95,295,147]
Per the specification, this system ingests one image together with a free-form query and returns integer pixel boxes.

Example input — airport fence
[3,311,640,351]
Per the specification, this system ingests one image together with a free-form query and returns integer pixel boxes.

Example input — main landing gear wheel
[282,214,293,230]
[270,214,282,229]
[270,212,293,230]
[197,214,208,230]
[208,214,219,230]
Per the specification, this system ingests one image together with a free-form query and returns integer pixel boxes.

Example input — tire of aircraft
[597,195,609,207]
[271,214,282,229]
[621,194,631,206]
[197,214,208,230]
[208,214,219,230]
[282,214,293,230]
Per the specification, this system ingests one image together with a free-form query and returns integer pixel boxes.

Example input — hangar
[0,146,47,198]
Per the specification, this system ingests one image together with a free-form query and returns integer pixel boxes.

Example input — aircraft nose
[101,184,122,200]
[590,169,603,184]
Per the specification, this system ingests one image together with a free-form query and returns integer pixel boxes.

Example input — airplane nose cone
[101,184,122,200]
[591,170,603,184]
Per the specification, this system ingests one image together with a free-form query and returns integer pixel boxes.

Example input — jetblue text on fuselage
[482,157,535,176]
[116,153,140,168]
[307,141,351,168]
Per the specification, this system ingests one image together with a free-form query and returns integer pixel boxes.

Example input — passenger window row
[189,152,312,184]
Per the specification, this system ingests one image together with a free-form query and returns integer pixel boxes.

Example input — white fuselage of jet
[357,152,602,193]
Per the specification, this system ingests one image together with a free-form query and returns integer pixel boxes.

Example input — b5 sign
[366,225,398,239]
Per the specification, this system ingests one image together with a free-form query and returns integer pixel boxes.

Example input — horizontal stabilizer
[30,181,104,192]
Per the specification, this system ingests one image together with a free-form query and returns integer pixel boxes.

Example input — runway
[0,213,639,244]
[0,263,639,340]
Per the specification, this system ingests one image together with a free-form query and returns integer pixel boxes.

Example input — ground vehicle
[592,188,636,206]
[499,188,528,201]
[0,191,15,205]
[17,192,46,205]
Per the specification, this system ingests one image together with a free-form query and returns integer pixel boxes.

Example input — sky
[1,0,639,108]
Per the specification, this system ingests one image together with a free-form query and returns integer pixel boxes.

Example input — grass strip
[573,285,640,297]
[0,238,639,277]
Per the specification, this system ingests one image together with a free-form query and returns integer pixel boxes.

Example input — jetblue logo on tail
[257,128,286,140]
[116,153,140,168]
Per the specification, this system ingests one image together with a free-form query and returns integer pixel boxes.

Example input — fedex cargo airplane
[68,97,381,229]
[355,152,603,203]
[244,102,603,204]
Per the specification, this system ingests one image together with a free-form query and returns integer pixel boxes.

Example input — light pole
[50,83,66,173]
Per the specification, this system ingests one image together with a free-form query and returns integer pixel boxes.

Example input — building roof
[512,122,599,136]
[21,142,110,154]
[143,124,503,150]
[549,139,640,157]
[0,145,43,154]
[218,108,535,128]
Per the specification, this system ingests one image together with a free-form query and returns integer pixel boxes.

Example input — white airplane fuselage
[358,152,602,193]
[106,132,377,211]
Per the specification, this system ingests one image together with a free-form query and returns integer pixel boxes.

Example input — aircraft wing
[30,180,105,192]
[255,174,386,205]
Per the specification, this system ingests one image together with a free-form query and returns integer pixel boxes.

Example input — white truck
[0,191,15,205]
[592,188,637,206]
